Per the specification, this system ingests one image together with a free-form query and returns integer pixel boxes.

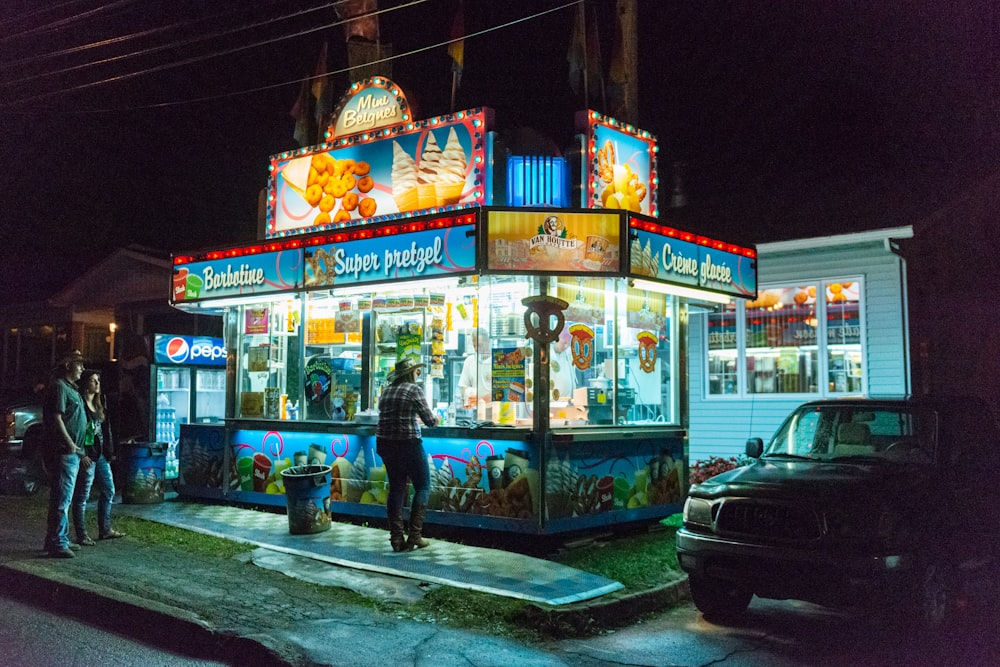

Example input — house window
[706,300,738,395]
[706,279,864,398]
[746,286,819,394]
[825,281,863,394]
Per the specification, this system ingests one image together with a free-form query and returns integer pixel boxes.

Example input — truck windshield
[764,405,935,465]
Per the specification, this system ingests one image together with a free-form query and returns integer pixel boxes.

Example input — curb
[0,561,299,667]
[523,575,690,637]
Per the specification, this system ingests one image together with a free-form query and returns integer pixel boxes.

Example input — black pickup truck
[1,392,44,493]
[1,393,43,461]
[676,397,1000,628]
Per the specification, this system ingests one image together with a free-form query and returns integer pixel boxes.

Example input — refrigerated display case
[152,335,227,478]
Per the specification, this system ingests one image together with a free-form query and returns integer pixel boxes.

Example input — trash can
[121,442,167,504]
[281,464,332,535]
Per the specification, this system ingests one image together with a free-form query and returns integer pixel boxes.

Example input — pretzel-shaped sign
[636,331,658,373]
[521,295,569,344]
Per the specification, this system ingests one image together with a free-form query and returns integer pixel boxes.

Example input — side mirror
[745,437,764,458]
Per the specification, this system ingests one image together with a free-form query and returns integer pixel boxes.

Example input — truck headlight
[683,497,713,527]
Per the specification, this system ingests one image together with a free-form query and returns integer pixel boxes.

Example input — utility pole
[616,0,638,124]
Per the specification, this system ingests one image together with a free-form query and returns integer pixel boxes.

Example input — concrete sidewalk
[0,493,688,667]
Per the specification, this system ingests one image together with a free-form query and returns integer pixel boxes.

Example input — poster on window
[491,347,526,402]
[245,308,269,335]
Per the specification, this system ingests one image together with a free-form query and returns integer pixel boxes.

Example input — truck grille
[716,500,821,541]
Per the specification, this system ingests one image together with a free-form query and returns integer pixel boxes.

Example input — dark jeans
[377,437,430,514]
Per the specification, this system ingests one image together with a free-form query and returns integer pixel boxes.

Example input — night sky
[1,0,997,303]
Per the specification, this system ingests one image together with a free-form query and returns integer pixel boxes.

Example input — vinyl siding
[687,239,909,463]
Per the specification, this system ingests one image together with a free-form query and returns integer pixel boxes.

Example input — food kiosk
[169,78,757,534]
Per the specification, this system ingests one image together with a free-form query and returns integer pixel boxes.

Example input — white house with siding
[686,226,913,463]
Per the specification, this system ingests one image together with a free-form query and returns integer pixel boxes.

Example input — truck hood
[692,458,928,501]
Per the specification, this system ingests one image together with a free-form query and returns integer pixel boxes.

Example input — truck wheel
[689,574,752,621]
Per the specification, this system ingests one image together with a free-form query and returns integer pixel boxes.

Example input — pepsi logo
[157,335,226,365]
[191,342,227,361]
[165,337,191,363]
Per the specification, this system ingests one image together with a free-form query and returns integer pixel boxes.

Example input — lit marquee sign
[579,110,658,216]
[627,215,757,299]
[266,78,493,239]
[173,212,477,301]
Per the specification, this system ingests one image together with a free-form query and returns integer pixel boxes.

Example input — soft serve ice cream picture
[269,106,481,235]
[393,128,470,212]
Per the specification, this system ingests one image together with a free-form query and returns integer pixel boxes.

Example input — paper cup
[185,274,203,299]
[172,268,189,301]
[251,453,272,492]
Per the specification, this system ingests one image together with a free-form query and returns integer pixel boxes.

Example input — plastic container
[280,464,332,534]
[121,442,167,504]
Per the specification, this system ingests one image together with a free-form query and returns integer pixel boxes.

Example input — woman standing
[72,369,125,545]
[376,358,438,552]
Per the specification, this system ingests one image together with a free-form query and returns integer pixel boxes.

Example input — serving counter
[177,418,684,535]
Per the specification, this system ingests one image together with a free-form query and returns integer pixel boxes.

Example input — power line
[0,0,141,44]
[3,1,580,114]
[0,0,426,108]
[0,0,279,70]
[0,0,336,84]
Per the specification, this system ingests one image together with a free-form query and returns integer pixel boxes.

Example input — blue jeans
[378,438,430,515]
[73,456,116,539]
[45,454,81,552]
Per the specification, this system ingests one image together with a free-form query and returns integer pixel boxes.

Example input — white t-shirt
[459,353,492,402]
[550,346,576,399]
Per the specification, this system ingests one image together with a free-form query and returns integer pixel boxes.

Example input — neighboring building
[901,172,1000,410]
[686,227,913,462]
[0,246,221,444]
[0,246,189,392]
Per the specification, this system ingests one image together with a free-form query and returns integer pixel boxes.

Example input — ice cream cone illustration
[417,131,443,209]
[391,140,418,212]
[345,449,367,503]
[435,127,467,205]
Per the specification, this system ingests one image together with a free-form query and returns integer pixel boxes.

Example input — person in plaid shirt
[377,357,438,551]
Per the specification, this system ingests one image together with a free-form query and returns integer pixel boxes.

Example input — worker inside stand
[458,328,491,409]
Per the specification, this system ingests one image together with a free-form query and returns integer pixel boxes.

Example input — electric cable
[0,0,429,107]
[0,0,284,70]
[2,0,580,114]
[0,0,356,81]
[0,0,138,40]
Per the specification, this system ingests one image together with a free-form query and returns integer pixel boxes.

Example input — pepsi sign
[154,335,226,367]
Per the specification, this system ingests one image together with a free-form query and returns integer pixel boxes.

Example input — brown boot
[406,504,430,550]
[388,509,407,552]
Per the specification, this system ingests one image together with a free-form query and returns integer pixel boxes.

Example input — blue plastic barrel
[122,442,167,504]
[280,464,332,534]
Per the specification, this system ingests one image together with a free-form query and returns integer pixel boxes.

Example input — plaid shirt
[376,381,437,440]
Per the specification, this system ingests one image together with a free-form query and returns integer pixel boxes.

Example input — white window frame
[704,277,866,399]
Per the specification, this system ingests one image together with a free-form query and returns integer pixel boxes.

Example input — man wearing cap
[376,357,438,552]
[42,350,89,558]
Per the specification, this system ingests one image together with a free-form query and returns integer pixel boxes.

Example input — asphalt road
[0,593,229,667]
[546,597,1000,667]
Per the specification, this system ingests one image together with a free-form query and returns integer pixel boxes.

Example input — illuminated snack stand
[168,78,757,534]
